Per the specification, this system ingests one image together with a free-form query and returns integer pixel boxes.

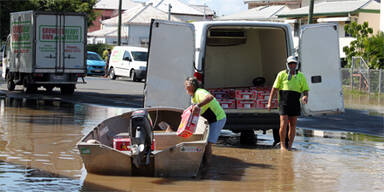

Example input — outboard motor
[129,109,154,168]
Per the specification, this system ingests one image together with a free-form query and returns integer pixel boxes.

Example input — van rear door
[144,19,195,109]
[299,24,344,115]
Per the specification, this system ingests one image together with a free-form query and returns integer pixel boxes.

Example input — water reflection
[0,96,382,191]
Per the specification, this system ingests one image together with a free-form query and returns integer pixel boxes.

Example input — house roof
[101,4,182,26]
[88,27,126,37]
[189,4,215,16]
[277,0,380,18]
[94,0,141,10]
[147,0,206,15]
[217,5,289,20]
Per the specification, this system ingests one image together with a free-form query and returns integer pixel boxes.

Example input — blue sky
[135,0,248,16]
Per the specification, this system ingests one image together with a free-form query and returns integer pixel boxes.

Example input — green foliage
[87,43,114,60]
[0,0,97,42]
[343,21,384,69]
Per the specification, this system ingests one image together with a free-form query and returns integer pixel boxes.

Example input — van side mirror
[123,56,131,61]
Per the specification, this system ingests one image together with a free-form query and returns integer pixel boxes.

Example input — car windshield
[87,53,103,61]
[131,51,147,61]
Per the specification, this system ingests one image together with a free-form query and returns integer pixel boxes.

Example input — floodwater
[0,97,383,192]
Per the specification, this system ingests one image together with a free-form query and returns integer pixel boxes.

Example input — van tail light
[32,73,43,77]
[194,72,203,82]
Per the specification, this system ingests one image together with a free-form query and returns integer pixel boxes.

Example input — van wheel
[61,85,75,95]
[130,70,138,82]
[109,68,116,80]
[6,75,15,91]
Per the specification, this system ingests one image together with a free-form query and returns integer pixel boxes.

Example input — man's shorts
[208,118,226,143]
[279,103,301,116]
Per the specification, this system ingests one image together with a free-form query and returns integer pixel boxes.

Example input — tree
[342,21,384,69]
[0,0,97,42]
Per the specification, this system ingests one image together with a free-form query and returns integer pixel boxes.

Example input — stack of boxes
[208,86,278,109]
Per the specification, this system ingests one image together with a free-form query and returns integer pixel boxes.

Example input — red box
[113,138,131,151]
[113,137,155,151]
[236,100,257,109]
[217,99,236,109]
[209,88,235,99]
[256,99,278,109]
[177,105,200,138]
[235,89,257,100]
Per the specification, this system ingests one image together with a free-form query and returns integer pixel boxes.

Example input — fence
[342,68,384,94]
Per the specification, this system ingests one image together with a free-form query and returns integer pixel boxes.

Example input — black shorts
[279,103,301,116]
[279,90,301,116]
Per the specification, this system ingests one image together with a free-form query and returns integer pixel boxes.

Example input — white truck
[2,10,87,94]
[144,20,344,144]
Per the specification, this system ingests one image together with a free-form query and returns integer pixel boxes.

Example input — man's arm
[267,87,278,111]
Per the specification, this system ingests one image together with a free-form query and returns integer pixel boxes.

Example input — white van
[144,20,344,144]
[108,46,148,82]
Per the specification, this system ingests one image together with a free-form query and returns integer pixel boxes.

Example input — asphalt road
[0,76,145,108]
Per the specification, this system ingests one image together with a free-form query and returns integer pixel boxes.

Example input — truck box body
[144,20,344,143]
[3,10,86,94]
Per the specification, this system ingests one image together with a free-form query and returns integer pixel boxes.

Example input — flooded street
[0,96,383,191]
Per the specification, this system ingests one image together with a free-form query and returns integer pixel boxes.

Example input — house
[277,0,381,37]
[147,0,215,21]
[89,0,142,32]
[217,5,290,22]
[87,4,182,46]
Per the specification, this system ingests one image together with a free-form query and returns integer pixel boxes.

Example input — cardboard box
[235,89,257,100]
[113,138,131,151]
[177,105,200,138]
[217,99,236,109]
[209,88,235,99]
[236,100,257,109]
[256,99,278,109]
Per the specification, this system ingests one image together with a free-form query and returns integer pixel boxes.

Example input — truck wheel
[240,130,256,145]
[24,85,37,93]
[61,85,75,95]
[109,68,116,80]
[6,78,15,91]
[44,85,54,92]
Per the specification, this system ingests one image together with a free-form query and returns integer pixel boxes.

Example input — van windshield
[131,51,147,61]
[87,53,103,61]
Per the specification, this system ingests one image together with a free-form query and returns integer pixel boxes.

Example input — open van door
[299,24,344,115]
[144,20,195,109]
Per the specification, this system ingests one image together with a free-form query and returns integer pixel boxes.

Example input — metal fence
[342,68,384,94]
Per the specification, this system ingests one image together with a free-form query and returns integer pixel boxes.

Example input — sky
[134,0,248,17]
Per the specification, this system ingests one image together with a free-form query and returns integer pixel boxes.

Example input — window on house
[344,21,352,37]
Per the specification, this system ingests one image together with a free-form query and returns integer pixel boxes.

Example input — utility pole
[168,4,172,21]
[308,0,314,24]
[118,0,122,45]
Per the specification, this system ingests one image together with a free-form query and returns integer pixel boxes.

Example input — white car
[108,46,148,82]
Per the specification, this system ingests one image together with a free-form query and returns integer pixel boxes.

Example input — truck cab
[144,20,344,144]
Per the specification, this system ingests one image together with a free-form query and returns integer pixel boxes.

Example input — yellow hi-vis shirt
[273,70,309,93]
[192,88,226,123]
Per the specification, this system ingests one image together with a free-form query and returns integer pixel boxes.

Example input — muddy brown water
[0,97,383,192]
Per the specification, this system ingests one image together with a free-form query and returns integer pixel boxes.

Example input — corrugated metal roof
[88,27,125,37]
[148,0,205,15]
[102,4,182,25]
[217,5,289,20]
[94,0,141,10]
[189,4,215,16]
[277,0,379,17]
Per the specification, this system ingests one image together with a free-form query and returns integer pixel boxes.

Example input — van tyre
[45,85,54,92]
[61,85,75,95]
[6,75,15,91]
[130,70,138,82]
[109,68,116,80]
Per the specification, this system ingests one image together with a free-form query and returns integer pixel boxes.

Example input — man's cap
[287,56,298,64]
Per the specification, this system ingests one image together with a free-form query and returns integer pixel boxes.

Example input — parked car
[87,51,106,76]
[108,46,148,82]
